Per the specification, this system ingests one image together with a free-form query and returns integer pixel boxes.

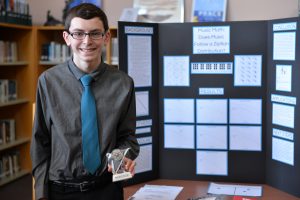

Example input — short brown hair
[64,3,109,32]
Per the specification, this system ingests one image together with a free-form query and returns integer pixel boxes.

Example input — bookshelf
[0,22,35,186]
[33,26,66,83]
[107,27,118,66]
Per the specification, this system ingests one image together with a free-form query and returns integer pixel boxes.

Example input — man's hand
[107,157,136,176]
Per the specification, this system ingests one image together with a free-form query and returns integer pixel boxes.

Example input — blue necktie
[80,74,101,174]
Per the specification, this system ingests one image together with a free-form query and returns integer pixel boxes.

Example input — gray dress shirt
[30,59,139,199]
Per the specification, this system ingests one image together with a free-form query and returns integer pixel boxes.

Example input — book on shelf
[0,0,31,25]
[0,40,18,63]
[40,41,71,63]
[111,37,119,65]
[12,151,20,173]
[0,40,3,63]
[102,45,107,63]
[0,79,17,103]
[0,150,20,179]
[0,154,9,178]
[0,119,16,144]
[0,0,4,22]
[8,79,17,100]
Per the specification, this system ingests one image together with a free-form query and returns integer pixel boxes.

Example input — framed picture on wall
[68,0,102,9]
[191,0,227,22]
[63,0,102,22]
[133,0,184,23]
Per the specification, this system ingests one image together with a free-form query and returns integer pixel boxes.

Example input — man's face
[63,17,109,65]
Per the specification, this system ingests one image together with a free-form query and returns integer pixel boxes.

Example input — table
[123,179,300,200]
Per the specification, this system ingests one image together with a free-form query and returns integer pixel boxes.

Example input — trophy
[106,148,133,182]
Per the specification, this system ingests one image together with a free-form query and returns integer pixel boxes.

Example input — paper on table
[128,184,183,200]
[208,182,262,197]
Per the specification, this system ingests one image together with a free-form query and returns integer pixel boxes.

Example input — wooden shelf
[0,137,31,151]
[0,99,29,108]
[0,169,30,187]
[0,22,35,189]
[35,25,64,30]
[0,22,32,30]
[0,61,29,66]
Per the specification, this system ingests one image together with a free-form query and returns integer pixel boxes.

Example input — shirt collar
[67,57,107,81]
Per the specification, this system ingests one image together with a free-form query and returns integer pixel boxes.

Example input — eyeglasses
[68,31,105,40]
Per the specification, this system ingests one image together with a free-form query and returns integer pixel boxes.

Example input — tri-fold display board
[118,17,300,197]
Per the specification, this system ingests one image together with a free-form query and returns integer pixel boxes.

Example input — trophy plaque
[106,148,132,182]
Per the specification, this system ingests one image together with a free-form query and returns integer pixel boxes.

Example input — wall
[28,0,298,26]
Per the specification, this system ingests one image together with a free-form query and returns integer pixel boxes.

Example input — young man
[31,3,139,200]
